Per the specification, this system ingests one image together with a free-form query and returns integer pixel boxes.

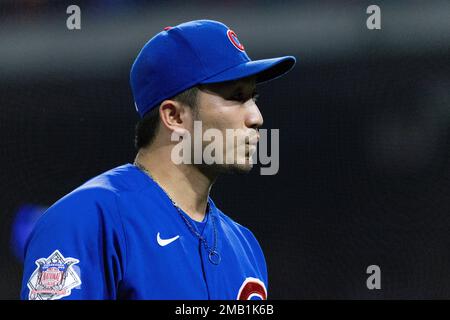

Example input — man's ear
[158,100,190,132]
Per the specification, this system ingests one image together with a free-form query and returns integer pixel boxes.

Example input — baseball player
[21,20,295,300]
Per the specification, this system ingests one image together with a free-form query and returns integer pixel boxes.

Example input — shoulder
[27,186,117,250]
[78,163,148,194]
[42,163,146,217]
[21,167,139,300]
[27,164,144,243]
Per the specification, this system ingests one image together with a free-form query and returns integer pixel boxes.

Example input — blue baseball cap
[130,19,296,117]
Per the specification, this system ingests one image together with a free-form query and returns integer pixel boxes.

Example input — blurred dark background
[1,0,450,299]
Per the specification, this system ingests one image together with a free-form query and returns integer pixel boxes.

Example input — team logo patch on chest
[237,277,267,300]
[27,250,81,300]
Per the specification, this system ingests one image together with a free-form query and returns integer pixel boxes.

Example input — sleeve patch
[27,250,82,300]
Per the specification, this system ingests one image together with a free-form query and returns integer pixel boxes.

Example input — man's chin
[197,162,254,176]
[221,163,254,175]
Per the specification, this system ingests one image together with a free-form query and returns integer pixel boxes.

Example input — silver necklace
[134,161,221,265]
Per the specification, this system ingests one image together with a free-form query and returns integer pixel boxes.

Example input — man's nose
[244,100,264,129]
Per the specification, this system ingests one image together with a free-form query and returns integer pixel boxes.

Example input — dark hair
[134,86,199,150]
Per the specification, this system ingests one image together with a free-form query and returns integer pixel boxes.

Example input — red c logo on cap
[237,277,267,300]
[227,30,245,52]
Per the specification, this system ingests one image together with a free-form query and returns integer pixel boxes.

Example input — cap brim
[200,56,296,85]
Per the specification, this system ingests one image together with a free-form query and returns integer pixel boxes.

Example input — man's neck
[134,146,215,222]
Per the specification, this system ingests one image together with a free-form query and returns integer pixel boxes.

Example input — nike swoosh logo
[157,232,180,247]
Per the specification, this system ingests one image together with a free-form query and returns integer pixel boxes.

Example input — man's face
[192,76,263,174]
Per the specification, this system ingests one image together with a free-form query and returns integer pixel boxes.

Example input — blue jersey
[21,164,268,300]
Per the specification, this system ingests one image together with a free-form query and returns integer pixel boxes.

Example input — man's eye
[230,93,244,101]
[229,92,259,102]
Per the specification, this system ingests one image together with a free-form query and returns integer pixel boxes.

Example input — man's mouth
[248,134,259,146]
